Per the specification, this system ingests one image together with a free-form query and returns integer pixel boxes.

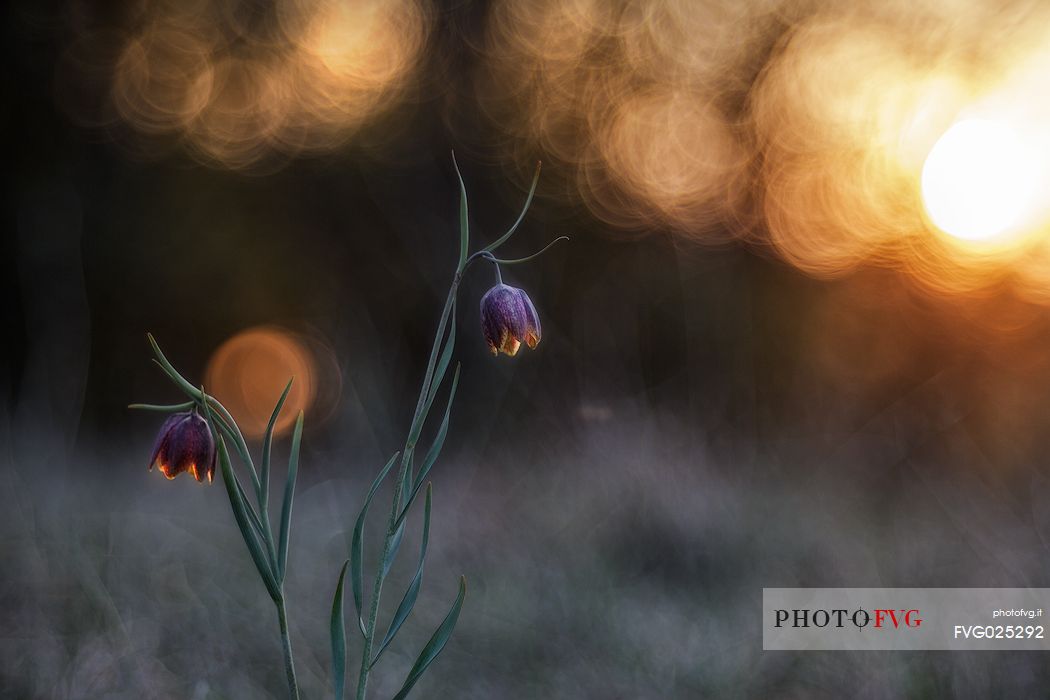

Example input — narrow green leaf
[232,461,268,543]
[211,408,251,463]
[422,304,456,419]
[406,287,459,453]
[399,449,417,515]
[330,560,350,700]
[452,151,469,268]
[351,451,401,635]
[147,334,202,400]
[372,484,433,666]
[418,366,458,490]
[277,411,303,583]
[208,398,262,494]
[482,161,541,253]
[221,444,280,602]
[382,518,406,580]
[195,386,271,565]
[262,378,294,510]
[402,306,456,500]
[199,389,276,572]
[207,411,267,519]
[127,400,195,412]
[396,367,459,530]
[390,576,468,700]
[206,405,281,603]
[485,236,569,266]
[150,357,203,402]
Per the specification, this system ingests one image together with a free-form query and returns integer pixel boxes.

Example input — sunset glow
[922,119,1041,243]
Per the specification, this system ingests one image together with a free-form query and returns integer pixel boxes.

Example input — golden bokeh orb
[921,118,1041,243]
[204,326,316,439]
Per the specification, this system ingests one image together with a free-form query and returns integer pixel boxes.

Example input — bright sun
[921,118,1042,242]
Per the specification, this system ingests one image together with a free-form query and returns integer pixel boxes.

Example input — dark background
[6,1,1050,698]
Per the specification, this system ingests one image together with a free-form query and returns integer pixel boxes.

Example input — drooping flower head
[148,407,217,483]
[480,283,542,356]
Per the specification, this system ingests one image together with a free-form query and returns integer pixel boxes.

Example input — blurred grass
[3,412,1050,699]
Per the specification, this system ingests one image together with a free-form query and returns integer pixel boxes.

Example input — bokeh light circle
[204,326,317,439]
[922,119,1041,242]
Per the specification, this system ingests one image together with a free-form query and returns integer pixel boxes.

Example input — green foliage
[278,411,303,583]
[136,156,564,700]
[262,379,295,509]
[372,483,433,666]
[331,560,351,699]
[351,452,401,634]
[344,157,566,700]
[135,339,305,699]
[204,398,282,603]
[390,576,468,700]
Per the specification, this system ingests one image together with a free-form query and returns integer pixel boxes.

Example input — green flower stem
[263,519,280,581]
[199,393,281,573]
[356,274,462,700]
[143,338,300,700]
[278,597,301,700]
[354,239,562,699]
[351,164,564,699]
[208,397,300,700]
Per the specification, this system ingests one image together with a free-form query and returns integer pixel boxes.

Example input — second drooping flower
[480,283,542,356]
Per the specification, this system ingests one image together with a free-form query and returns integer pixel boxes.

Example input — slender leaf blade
[487,236,569,266]
[403,306,456,500]
[372,484,432,666]
[422,304,456,419]
[147,334,202,400]
[232,460,268,542]
[390,576,468,700]
[206,406,281,603]
[452,152,469,268]
[482,161,541,253]
[351,451,401,634]
[196,388,271,564]
[277,411,303,583]
[382,518,406,580]
[330,560,350,700]
[209,399,262,496]
[417,365,458,491]
[262,378,294,510]
[211,409,251,466]
[396,366,459,529]
[127,400,195,412]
